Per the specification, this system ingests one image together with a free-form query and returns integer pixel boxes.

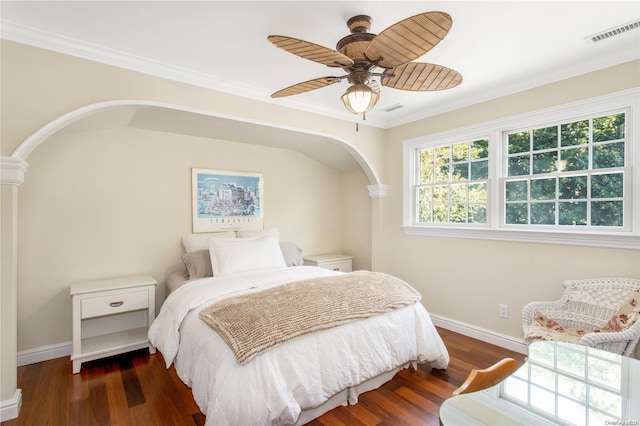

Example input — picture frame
[192,168,263,233]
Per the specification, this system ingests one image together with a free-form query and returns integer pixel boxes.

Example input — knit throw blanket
[198,270,422,365]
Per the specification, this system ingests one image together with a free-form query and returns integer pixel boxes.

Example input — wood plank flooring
[1,328,525,426]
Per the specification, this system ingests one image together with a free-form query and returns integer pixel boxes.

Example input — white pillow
[182,231,236,252]
[235,227,279,239]
[209,235,286,276]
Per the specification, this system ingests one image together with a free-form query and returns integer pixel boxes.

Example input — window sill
[402,226,639,250]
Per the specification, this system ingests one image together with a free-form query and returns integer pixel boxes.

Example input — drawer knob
[109,301,124,307]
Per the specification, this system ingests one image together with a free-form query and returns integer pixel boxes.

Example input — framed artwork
[192,168,263,233]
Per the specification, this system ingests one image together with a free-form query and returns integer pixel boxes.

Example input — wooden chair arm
[452,358,520,396]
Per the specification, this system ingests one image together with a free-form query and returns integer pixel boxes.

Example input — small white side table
[70,274,157,374]
[303,254,353,272]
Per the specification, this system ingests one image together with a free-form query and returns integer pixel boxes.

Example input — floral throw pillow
[525,288,640,343]
[524,312,587,343]
[596,288,640,333]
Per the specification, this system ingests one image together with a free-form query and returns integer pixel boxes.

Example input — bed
[148,230,449,425]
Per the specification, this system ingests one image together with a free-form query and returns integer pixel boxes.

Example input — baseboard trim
[17,341,71,367]
[431,314,528,355]
[17,318,528,367]
[0,389,22,421]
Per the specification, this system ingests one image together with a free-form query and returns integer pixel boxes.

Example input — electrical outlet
[499,304,509,318]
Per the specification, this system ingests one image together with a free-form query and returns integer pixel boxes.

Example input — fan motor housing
[336,32,376,61]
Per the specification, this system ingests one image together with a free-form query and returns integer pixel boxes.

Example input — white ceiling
[2,1,639,130]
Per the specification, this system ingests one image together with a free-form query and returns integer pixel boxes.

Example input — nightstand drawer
[303,254,353,272]
[81,290,148,319]
[320,260,352,272]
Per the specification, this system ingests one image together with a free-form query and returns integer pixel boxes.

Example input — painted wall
[1,40,383,404]
[17,125,370,351]
[2,37,640,409]
[382,60,640,339]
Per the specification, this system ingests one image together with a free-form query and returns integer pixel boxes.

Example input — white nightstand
[70,274,157,374]
[303,254,353,272]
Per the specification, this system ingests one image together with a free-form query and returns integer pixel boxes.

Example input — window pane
[508,131,530,154]
[471,139,489,159]
[591,173,623,199]
[452,163,469,181]
[436,145,451,163]
[450,184,467,203]
[533,151,558,174]
[469,183,487,203]
[531,202,555,225]
[593,113,624,142]
[591,201,623,226]
[559,176,588,200]
[418,203,432,222]
[418,186,432,204]
[433,204,448,222]
[561,120,589,147]
[450,204,467,223]
[506,180,528,201]
[452,142,469,162]
[435,164,450,183]
[433,185,448,203]
[469,204,486,223]
[531,178,556,201]
[470,160,488,180]
[506,203,528,224]
[561,146,588,171]
[419,148,434,184]
[509,154,530,176]
[593,142,624,169]
[533,126,558,151]
[559,202,587,226]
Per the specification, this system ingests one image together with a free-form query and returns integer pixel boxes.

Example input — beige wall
[382,60,640,338]
[0,40,387,176]
[0,40,381,404]
[2,37,640,409]
[18,125,370,350]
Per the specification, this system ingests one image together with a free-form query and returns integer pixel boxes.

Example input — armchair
[522,277,640,357]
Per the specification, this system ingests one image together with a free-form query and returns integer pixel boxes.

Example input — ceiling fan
[268,12,462,119]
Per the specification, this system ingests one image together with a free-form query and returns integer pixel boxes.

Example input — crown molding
[384,48,640,128]
[2,20,638,131]
[0,20,387,128]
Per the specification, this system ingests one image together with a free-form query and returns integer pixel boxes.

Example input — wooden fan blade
[382,62,462,91]
[365,12,452,69]
[271,77,341,98]
[268,35,354,67]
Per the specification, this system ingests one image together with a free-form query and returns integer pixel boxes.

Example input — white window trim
[403,88,640,250]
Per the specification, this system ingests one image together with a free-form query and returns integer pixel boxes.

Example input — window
[403,89,639,249]
[504,113,626,228]
[416,138,489,224]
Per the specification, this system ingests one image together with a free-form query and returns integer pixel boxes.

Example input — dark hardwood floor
[1,327,525,426]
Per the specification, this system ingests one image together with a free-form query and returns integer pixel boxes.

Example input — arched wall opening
[3,99,384,371]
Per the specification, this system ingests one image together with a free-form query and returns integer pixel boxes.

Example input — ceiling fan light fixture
[341,83,380,116]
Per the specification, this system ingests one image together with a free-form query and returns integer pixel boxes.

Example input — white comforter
[148,266,449,425]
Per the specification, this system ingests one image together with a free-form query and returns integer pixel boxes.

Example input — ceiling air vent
[381,103,404,112]
[585,19,640,43]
